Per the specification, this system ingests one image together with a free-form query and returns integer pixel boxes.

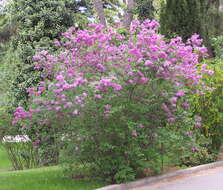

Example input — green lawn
[0,145,104,190]
[0,166,103,190]
[0,144,11,172]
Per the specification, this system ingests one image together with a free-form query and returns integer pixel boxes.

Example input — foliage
[136,0,155,21]
[159,0,213,53]
[0,47,21,138]
[4,0,91,165]
[3,141,39,170]
[13,20,213,183]
[37,133,60,166]
[160,0,204,39]
[211,35,223,59]
[102,0,123,25]
[190,61,223,152]
[150,121,212,171]
[206,1,223,37]
[179,147,216,167]
[8,0,90,108]
[0,13,17,43]
[0,108,16,140]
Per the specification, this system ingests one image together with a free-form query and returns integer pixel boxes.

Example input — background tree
[159,0,223,56]
[2,0,91,165]
[160,0,207,40]
[0,4,19,136]
[9,0,90,109]
[136,0,154,21]
[123,0,135,28]
[93,0,107,26]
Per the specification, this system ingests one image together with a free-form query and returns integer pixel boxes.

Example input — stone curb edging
[96,161,223,190]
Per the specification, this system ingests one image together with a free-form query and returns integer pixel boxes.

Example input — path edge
[96,161,223,190]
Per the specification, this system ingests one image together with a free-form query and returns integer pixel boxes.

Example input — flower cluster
[13,19,212,143]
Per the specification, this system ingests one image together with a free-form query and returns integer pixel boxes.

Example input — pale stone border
[96,161,223,190]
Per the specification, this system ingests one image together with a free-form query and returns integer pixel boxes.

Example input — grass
[0,145,104,190]
[0,166,104,190]
[0,144,11,172]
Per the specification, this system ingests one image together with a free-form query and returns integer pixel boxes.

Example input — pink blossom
[72,109,79,115]
[138,124,144,128]
[104,104,112,109]
[104,115,110,119]
[163,61,172,67]
[33,55,42,61]
[139,77,149,83]
[38,87,45,92]
[144,60,153,66]
[169,97,177,103]
[103,110,111,114]
[176,91,185,97]
[196,116,202,122]
[208,70,214,75]
[137,71,144,77]
[112,84,122,91]
[65,102,73,108]
[56,75,65,82]
[54,40,61,47]
[182,103,190,109]
[191,147,199,151]
[94,94,102,99]
[131,130,138,137]
[28,88,35,94]
[34,108,41,113]
[33,99,43,103]
[75,146,80,151]
[36,133,40,137]
[55,106,61,111]
[167,117,175,123]
[194,122,202,128]
[184,132,193,136]
[128,72,134,76]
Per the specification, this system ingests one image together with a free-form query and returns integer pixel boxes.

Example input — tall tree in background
[123,0,135,28]
[160,0,206,40]
[93,0,138,29]
[93,0,107,26]
[136,0,154,21]
[207,0,222,36]
[9,0,90,108]
[103,0,124,25]
[5,0,92,164]
[159,0,214,55]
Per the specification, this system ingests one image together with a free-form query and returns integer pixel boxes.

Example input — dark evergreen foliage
[9,0,90,108]
[159,0,220,56]
[136,0,155,21]
[160,0,206,40]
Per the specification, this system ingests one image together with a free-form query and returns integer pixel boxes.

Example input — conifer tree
[9,0,90,108]
[160,0,214,55]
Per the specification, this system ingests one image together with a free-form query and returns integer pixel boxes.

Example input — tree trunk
[123,0,135,29]
[215,0,220,9]
[93,0,107,27]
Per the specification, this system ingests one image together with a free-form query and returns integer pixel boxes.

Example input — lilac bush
[13,20,213,182]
